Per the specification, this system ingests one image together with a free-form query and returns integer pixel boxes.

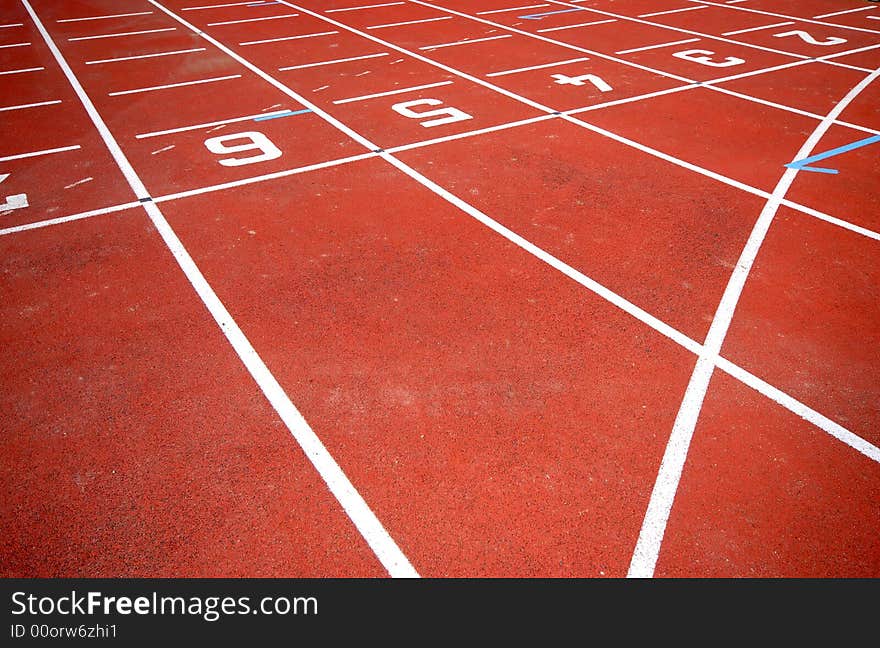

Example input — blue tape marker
[253,108,311,121]
[785,134,880,174]
[520,8,585,19]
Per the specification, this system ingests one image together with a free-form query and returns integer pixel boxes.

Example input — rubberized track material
[1,0,878,578]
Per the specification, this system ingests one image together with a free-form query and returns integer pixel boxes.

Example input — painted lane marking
[29,0,419,580]
[638,6,707,17]
[721,21,793,36]
[86,48,206,64]
[0,66,44,75]
[813,7,877,20]
[419,34,513,50]
[0,23,24,28]
[151,145,175,154]
[0,174,28,212]
[476,5,549,15]
[520,7,583,19]
[332,81,452,104]
[0,145,81,162]
[64,177,93,189]
[627,66,880,579]
[68,28,177,41]
[0,201,141,236]
[0,42,31,48]
[326,2,405,12]
[56,12,154,23]
[137,109,295,138]
[615,38,700,55]
[367,16,453,29]
[867,16,880,22]
[688,0,880,36]
[278,52,388,70]
[108,74,241,96]
[208,13,299,25]
[785,134,880,174]
[536,19,616,32]
[240,30,336,45]
[485,56,589,77]
[551,73,611,90]
[182,1,265,9]
[253,108,311,120]
[0,99,62,111]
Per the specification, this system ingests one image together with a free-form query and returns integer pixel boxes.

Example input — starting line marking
[56,12,155,23]
[86,48,207,64]
[136,109,295,137]
[0,42,31,49]
[813,7,877,20]
[325,2,405,12]
[207,13,299,26]
[332,81,452,104]
[786,134,880,174]
[0,99,62,112]
[182,1,265,9]
[485,56,589,77]
[419,34,513,50]
[476,5,549,16]
[367,16,453,29]
[615,38,700,54]
[0,144,81,162]
[68,27,177,41]
[536,19,616,33]
[0,66,45,76]
[109,74,242,96]
[278,52,388,70]
[239,30,337,45]
[721,21,793,36]
[638,6,708,18]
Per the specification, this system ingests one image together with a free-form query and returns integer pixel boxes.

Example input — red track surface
[1,0,878,578]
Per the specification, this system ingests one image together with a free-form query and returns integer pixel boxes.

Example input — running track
[1,0,879,578]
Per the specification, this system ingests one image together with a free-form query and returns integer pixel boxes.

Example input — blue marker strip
[519,8,585,19]
[786,134,880,174]
[253,108,311,121]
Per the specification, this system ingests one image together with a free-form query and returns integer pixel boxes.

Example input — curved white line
[628,66,880,579]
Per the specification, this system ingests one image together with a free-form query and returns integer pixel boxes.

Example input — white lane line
[486,56,589,77]
[68,27,177,41]
[151,145,175,154]
[30,0,419,580]
[0,99,62,111]
[136,109,293,138]
[868,16,880,22]
[64,177,93,189]
[367,16,452,29]
[240,30,336,45]
[208,13,299,26]
[419,34,512,50]
[182,1,262,9]
[716,359,880,464]
[813,7,877,20]
[615,38,699,54]
[56,12,154,23]
[0,201,141,236]
[638,6,707,17]
[332,80,452,104]
[0,23,24,28]
[476,4,549,15]
[627,66,880,580]
[689,0,880,35]
[278,52,388,70]
[0,145,81,162]
[536,19,616,32]
[0,66,44,75]
[0,42,31,48]
[86,47,206,64]
[326,2,405,11]
[108,74,241,96]
[721,21,793,36]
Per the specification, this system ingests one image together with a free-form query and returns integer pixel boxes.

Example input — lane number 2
[773,30,847,46]
[391,99,473,128]
[204,131,282,167]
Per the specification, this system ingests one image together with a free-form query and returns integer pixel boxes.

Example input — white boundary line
[182,1,263,9]
[687,0,880,35]
[536,19,617,33]
[367,16,452,29]
[638,6,707,18]
[476,4,549,15]
[0,144,80,162]
[68,27,177,41]
[627,66,880,579]
[86,48,206,64]
[108,74,241,96]
[0,99,62,112]
[326,2,405,12]
[0,201,141,236]
[813,7,877,20]
[0,66,44,75]
[616,38,700,55]
[420,34,513,50]
[56,12,154,23]
[332,80,452,104]
[0,42,31,48]
[24,0,419,580]
[721,21,793,36]
[486,56,589,76]
[240,31,337,45]
[136,109,294,138]
[278,52,388,70]
[208,13,299,26]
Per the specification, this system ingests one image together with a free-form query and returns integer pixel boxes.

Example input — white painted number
[773,30,847,46]
[390,99,473,128]
[204,131,281,167]
[0,173,28,212]
[551,73,613,92]
[672,49,745,67]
